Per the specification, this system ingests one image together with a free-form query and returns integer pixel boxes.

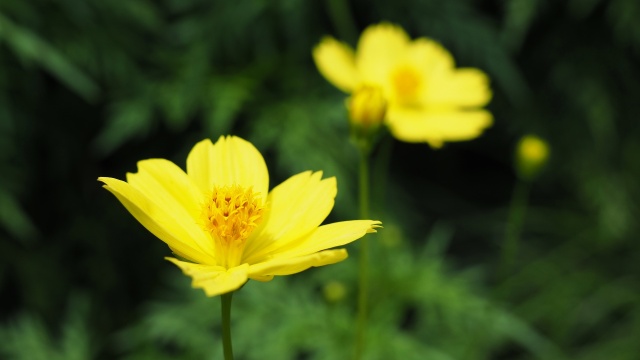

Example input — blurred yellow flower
[313,22,493,147]
[99,136,381,297]
[516,135,549,180]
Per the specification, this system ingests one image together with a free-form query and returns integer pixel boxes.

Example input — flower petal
[125,159,215,256]
[248,249,348,280]
[406,38,455,77]
[167,258,249,297]
[127,159,202,218]
[268,220,381,260]
[386,107,493,148]
[313,37,359,93]
[401,38,454,104]
[242,171,337,263]
[186,136,269,197]
[399,39,491,107]
[357,23,410,86]
[99,177,216,265]
[427,68,492,107]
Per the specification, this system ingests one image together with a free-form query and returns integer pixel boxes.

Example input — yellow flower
[313,22,493,148]
[99,136,381,297]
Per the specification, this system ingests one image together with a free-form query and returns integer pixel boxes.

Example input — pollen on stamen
[202,185,265,267]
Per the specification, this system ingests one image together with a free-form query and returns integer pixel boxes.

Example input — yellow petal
[242,171,337,263]
[269,220,381,260]
[99,177,216,264]
[313,37,359,93]
[186,136,269,197]
[398,39,491,107]
[166,258,249,297]
[248,249,347,280]
[427,68,492,107]
[386,107,493,147]
[356,23,410,86]
[406,38,455,77]
[125,159,214,256]
[381,38,455,106]
[127,159,202,218]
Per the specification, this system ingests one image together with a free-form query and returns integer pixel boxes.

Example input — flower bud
[515,135,549,181]
[322,280,347,303]
[347,86,387,130]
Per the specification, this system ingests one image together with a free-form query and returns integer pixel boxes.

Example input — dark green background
[1,0,639,359]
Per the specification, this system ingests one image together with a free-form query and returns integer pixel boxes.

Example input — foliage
[0,295,94,360]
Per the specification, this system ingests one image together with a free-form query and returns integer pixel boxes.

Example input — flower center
[202,185,264,268]
[391,65,422,105]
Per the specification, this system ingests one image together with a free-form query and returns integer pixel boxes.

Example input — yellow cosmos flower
[313,22,493,147]
[99,136,380,297]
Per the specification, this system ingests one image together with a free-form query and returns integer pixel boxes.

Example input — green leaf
[0,186,37,243]
[93,100,153,156]
[0,13,99,101]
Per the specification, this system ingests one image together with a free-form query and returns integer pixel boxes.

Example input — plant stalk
[502,180,530,276]
[355,147,370,360]
[221,292,234,360]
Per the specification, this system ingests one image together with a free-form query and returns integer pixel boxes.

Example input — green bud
[515,135,550,181]
[322,280,347,303]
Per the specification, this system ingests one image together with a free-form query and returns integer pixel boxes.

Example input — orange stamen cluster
[203,185,264,268]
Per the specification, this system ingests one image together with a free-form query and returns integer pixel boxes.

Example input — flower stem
[501,180,530,277]
[355,147,370,360]
[221,292,234,360]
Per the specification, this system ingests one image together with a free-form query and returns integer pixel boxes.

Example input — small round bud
[322,280,347,303]
[347,85,387,129]
[515,135,550,181]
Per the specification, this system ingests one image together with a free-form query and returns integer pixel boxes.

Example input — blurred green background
[1,0,640,359]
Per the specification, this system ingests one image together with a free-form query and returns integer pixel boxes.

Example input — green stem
[355,147,370,360]
[359,148,370,221]
[501,180,531,276]
[221,292,234,360]
[372,135,394,212]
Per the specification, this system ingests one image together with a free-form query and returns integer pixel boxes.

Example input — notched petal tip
[97,176,127,190]
[221,134,244,143]
[97,176,113,184]
[98,177,115,191]
[196,137,215,148]
[366,221,383,233]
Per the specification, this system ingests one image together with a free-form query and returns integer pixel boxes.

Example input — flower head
[99,136,380,297]
[313,22,493,148]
